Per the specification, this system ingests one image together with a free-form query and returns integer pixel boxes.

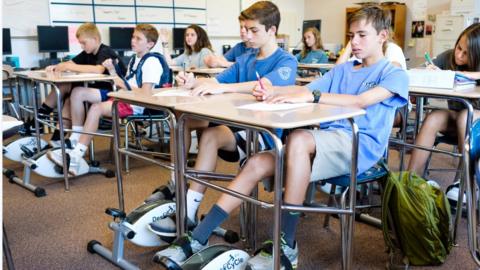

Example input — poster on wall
[411,21,425,38]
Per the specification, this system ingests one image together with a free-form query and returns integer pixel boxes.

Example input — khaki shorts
[306,129,352,182]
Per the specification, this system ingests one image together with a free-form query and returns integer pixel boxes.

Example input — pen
[455,72,473,81]
[182,62,187,84]
[424,52,434,66]
[255,71,265,90]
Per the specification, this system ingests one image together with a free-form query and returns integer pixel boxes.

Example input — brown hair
[347,4,391,52]
[240,1,280,34]
[301,27,324,58]
[184,24,213,55]
[449,23,480,71]
[135,24,159,48]
[76,22,101,41]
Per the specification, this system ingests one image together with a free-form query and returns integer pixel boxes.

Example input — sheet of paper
[154,89,192,97]
[407,69,456,89]
[237,102,311,111]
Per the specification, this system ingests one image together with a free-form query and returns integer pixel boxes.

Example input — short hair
[184,24,213,55]
[241,1,280,34]
[347,5,391,52]
[135,24,159,46]
[449,23,480,71]
[76,22,101,41]
[301,27,324,58]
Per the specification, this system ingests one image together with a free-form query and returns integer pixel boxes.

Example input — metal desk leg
[272,134,284,270]
[31,81,42,153]
[175,114,188,237]
[112,100,125,211]
[51,83,70,191]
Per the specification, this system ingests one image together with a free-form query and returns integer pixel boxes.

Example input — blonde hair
[76,22,101,41]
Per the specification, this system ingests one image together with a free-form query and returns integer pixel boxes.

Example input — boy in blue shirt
[154,5,408,269]
[152,0,297,261]
[204,14,257,68]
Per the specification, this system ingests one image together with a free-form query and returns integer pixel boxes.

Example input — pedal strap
[173,236,194,259]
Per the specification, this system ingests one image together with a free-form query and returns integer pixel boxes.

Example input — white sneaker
[446,181,467,204]
[48,138,74,149]
[47,149,81,176]
[246,237,298,270]
[153,233,207,265]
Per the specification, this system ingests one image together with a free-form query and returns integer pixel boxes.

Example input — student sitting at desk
[47,24,163,176]
[408,23,480,185]
[161,24,213,69]
[295,27,328,65]
[203,14,257,68]
[33,23,126,144]
[151,0,297,251]
[154,5,408,269]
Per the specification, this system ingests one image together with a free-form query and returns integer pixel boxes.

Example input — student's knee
[199,126,229,149]
[286,130,315,154]
[243,153,273,179]
[89,103,103,116]
[422,111,449,129]
[70,87,86,100]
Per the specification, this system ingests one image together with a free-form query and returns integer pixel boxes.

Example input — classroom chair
[2,65,19,118]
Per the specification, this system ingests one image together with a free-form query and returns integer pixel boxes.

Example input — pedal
[105,208,126,219]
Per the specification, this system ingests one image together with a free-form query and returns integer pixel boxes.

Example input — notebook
[407,69,476,92]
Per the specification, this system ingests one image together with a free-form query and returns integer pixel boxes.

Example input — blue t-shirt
[223,42,258,62]
[216,47,298,148]
[216,47,297,85]
[295,49,328,64]
[306,58,409,174]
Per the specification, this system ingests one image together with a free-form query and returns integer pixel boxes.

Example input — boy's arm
[132,82,155,95]
[190,79,263,96]
[53,60,106,74]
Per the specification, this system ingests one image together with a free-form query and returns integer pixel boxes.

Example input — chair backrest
[2,64,14,81]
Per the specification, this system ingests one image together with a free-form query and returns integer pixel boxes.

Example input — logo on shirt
[362,81,378,89]
[277,67,292,80]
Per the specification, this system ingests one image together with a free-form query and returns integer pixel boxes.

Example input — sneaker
[152,233,208,266]
[149,213,197,237]
[246,237,298,270]
[446,181,466,204]
[47,149,81,176]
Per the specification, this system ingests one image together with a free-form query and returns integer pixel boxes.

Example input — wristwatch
[312,90,322,103]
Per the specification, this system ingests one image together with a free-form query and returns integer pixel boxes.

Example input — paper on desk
[154,89,192,97]
[237,102,311,111]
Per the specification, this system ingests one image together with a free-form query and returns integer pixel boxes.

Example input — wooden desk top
[409,86,480,99]
[170,66,226,75]
[297,63,335,70]
[13,70,116,83]
[174,93,365,129]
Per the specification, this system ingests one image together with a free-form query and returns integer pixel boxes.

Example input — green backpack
[382,171,453,267]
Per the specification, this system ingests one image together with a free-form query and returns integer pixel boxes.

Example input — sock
[71,143,88,158]
[68,126,84,143]
[192,204,229,245]
[38,103,53,115]
[186,189,204,222]
[281,203,302,248]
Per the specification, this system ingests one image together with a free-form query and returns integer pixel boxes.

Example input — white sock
[68,126,83,143]
[186,189,204,221]
[71,143,87,158]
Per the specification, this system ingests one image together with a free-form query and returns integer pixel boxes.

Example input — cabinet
[345,3,406,49]
[432,14,476,57]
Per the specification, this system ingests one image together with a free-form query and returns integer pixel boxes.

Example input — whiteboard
[50,4,93,23]
[95,6,136,23]
[137,7,174,23]
[95,0,134,5]
[2,0,50,37]
[174,9,206,25]
[175,0,206,9]
[137,0,173,6]
[206,0,240,37]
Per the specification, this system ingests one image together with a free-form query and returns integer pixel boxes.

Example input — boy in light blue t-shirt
[154,5,408,270]
[152,1,297,266]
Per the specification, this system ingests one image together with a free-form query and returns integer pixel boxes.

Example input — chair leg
[323,184,338,228]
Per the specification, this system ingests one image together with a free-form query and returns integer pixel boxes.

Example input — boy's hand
[53,62,73,72]
[203,55,224,68]
[176,72,195,88]
[253,82,274,101]
[102,59,116,75]
[191,82,225,96]
[265,89,313,104]
[45,65,57,72]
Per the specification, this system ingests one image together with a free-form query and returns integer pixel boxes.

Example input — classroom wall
[2,0,304,68]
[304,0,451,67]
